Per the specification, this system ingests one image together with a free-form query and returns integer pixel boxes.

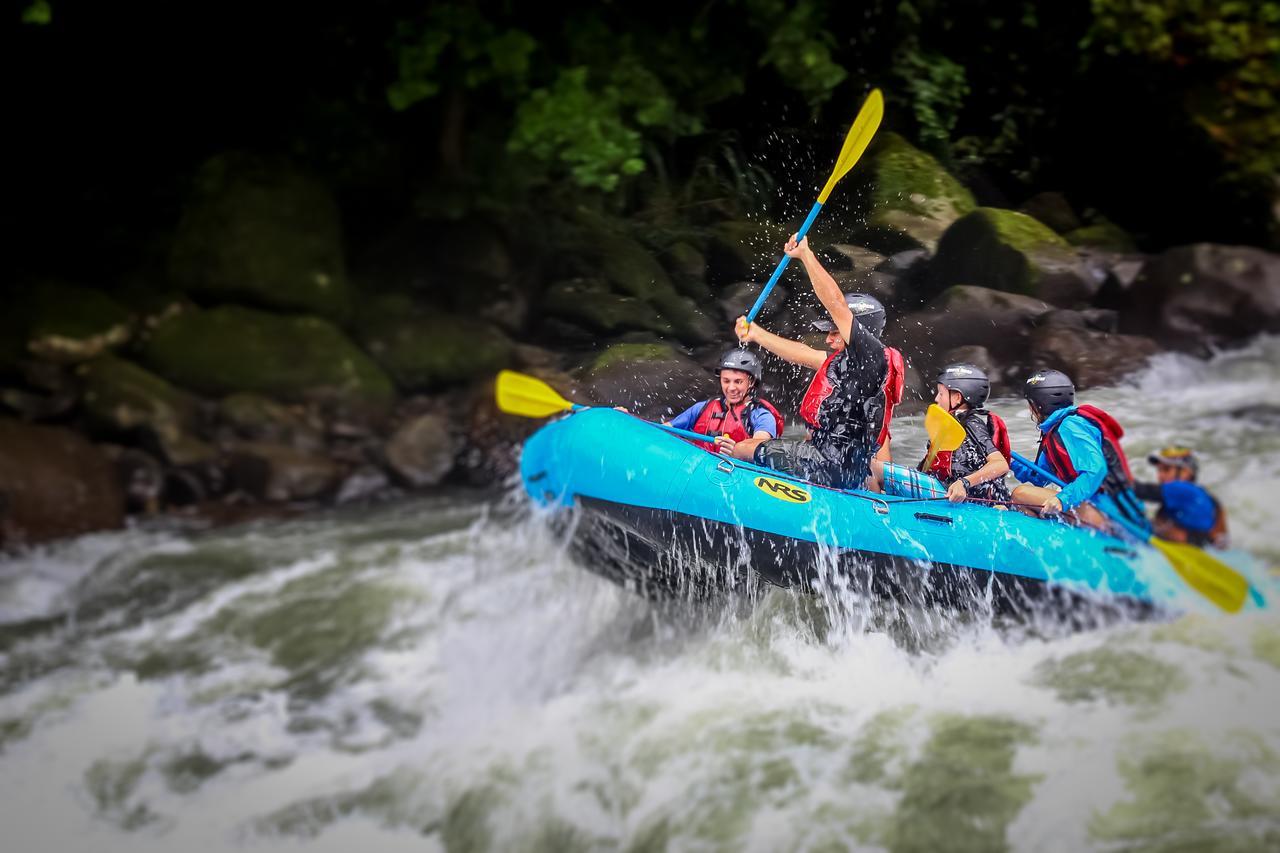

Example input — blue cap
[1159,481,1217,533]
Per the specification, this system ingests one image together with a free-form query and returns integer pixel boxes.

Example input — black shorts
[753,438,871,490]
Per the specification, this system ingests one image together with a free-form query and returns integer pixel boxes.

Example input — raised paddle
[920,404,968,471]
[495,369,716,444]
[744,88,885,325]
[1009,449,1250,613]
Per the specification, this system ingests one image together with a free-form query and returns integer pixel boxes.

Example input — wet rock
[102,445,164,514]
[169,152,351,320]
[826,244,888,274]
[224,441,343,502]
[354,294,512,392]
[578,343,709,420]
[661,242,711,302]
[1018,192,1082,235]
[1041,308,1120,334]
[335,466,392,504]
[383,413,460,488]
[539,278,673,337]
[878,248,929,276]
[11,282,133,364]
[855,133,977,254]
[0,386,78,421]
[929,208,1096,305]
[79,356,214,467]
[718,281,788,325]
[0,418,124,546]
[886,286,1054,383]
[1029,325,1159,388]
[217,392,323,451]
[458,377,547,485]
[705,219,791,285]
[142,305,395,418]
[1121,244,1280,350]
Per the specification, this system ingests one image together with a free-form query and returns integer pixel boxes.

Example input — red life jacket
[927,410,1012,481]
[799,345,904,448]
[876,346,906,447]
[1040,404,1135,493]
[690,397,785,450]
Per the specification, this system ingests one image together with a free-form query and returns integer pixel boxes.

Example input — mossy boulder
[586,229,716,344]
[540,278,673,337]
[1064,222,1138,253]
[857,133,976,253]
[929,207,1095,305]
[78,356,213,466]
[168,152,351,320]
[354,295,512,391]
[141,306,394,415]
[578,343,709,419]
[10,282,133,364]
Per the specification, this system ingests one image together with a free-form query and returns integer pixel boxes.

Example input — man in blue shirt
[666,348,783,460]
[1010,369,1149,533]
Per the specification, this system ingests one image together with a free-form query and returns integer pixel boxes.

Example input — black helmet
[811,293,886,338]
[717,347,762,382]
[936,363,990,410]
[1023,369,1075,415]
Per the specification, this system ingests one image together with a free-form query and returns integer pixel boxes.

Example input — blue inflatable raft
[520,408,1269,617]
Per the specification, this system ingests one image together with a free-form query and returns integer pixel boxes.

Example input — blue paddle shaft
[572,404,724,444]
[745,201,824,324]
[1011,451,1149,542]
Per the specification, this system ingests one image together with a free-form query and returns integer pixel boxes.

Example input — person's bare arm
[946,451,1011,503]
[787,235,853,344]
[735,316,826,370]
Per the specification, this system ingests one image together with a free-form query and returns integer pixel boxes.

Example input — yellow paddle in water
[920,402,1255,611]
[920,403,968,471]
[495,370,716,443]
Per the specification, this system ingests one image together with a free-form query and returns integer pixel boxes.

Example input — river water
[2,338,1279,852]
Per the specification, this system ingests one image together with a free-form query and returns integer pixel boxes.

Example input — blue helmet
[1159,481,1217,533]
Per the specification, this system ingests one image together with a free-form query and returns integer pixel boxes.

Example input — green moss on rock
[867,133,976,219]
[540,279,673,336]
[355,294,512,391]
[930,207,1075,298]
[79,356,212,465]
[141,306,394,414]
[168,152,351,320]
[1063,222,1138,253]
[12,282,133,363]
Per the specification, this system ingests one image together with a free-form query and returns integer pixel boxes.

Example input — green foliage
[1087,0,1280,185]
[387,6,535,111]
[896,48,969,155]
[508,62,694,192]
[748,0,848,110]
[21,1,50,25]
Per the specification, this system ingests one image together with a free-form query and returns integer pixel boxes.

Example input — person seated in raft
[733,234,905,490]
[873,363,1012,503]
[1135,446,1229,548]
[1010,369,1150,534]
[664,347,783,460]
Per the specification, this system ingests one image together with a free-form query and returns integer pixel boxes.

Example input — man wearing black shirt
[734,234,903,489]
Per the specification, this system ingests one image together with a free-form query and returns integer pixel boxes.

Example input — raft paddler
[733,234,904,489]
[664,348,783,460]
[875,363,1013,503]
[1010,369,1150,534]
[1136,446,1229,548]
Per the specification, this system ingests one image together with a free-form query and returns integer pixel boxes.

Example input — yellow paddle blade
[495,370,576,419]
[924,404,967,452]
[817,88,884,203]
[1150,536,1249,613]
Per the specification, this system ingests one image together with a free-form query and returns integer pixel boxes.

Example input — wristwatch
[960,477,973,492]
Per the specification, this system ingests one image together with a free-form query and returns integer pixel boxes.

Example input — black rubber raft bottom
[567,497,1158,627]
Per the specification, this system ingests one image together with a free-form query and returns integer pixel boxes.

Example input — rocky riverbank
[4,139,1279,548]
